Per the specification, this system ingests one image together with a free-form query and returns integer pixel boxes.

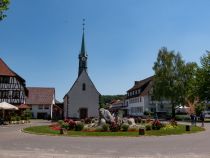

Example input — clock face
[82,57,86,61]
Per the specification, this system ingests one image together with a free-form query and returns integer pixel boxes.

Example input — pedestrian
[190,113,194,126]
[194,114,197,126]
[200,112,205,127]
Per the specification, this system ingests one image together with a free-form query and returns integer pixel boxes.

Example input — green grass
[23,124,205,137]
[23,125,60,135]
[145,125,204,136]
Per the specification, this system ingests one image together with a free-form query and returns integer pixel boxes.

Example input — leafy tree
[182,62,199,114]
[196,51,210,102]
[0,0,10,21]
[99,95,125,108]
[195,103,205,116]
[153,47,185,118]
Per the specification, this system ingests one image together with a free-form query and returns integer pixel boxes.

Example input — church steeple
[78,19,88,77]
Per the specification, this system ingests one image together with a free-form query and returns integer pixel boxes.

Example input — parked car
[204,111,210,118]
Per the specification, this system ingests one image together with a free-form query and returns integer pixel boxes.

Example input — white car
[204,111,210,118]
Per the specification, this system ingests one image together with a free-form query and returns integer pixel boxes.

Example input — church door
[79,108,88,119]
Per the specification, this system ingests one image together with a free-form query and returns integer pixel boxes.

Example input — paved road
[0,120,210,158]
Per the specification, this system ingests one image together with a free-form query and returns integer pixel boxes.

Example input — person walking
[200,112,205,127]
[190,113,195,126]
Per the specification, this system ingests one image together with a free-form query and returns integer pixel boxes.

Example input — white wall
[31,105,51,118]
[64,71,99,118]
[127,96,144,116]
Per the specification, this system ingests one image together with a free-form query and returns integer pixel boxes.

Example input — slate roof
[26,87,55,105]
[0,58,25,82]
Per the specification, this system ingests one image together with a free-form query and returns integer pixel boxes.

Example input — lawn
[23,124,205,137]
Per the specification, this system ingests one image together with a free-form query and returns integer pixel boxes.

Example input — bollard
[139,128,145,135]
[186,125,191,131]
[60,128,67,134]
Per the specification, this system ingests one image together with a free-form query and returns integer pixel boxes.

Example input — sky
[0,0,210,101]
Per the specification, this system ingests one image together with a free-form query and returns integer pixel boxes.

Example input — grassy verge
[145,125,204,136]
[23,124,205,137]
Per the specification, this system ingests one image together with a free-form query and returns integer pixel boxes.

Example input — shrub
[62,122,69,130]
[109,122,120,132]
[16,116,21,121]
[10,116,16,122]
[121,123,129,131]
[152,119,163,130]
[128,127,138,132]
[170,119,178,126]
[58,120,64,126]
[75,122,84,131]
[20,114,26,120]
[102,124,109,132]
[162,124,176,130]
[145,123,152,131]
[23,109,32,120]
[64,119,76,130]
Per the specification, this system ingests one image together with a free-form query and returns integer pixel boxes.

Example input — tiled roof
[127,76,154,97]
[18,104,30,109]
[127,76,154,92]
[0,58,25,82]
[111,100,124,106]
[26,87,55,105]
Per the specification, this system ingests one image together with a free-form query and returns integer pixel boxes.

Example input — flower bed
[23,124,205,137]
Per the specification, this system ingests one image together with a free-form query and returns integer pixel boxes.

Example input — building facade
[26,87,55,119]
[126,76,171,116]
[0,58,28,105]
[64,28,100,119]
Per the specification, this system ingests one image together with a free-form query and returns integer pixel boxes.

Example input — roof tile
[26,87,55,105]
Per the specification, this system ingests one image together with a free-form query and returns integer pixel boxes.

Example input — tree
[196,51,210,102]
[182,62,199,114]
[99,95,125,108]
[0,0,10,21]
[153,47,185,118]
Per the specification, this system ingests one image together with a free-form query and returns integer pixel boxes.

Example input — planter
[139,128,145,135]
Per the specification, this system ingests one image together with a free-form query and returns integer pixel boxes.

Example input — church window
[82,83,86,91]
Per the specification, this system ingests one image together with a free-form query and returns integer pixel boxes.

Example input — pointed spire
[78,19,88,77]
[80,18,86,56]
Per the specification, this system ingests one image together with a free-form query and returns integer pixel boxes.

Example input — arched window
[82,83,86,91]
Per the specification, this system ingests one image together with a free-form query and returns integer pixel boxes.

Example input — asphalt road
[0,120,210,158]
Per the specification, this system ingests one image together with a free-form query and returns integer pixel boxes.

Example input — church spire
[78,19,88,77]
[80,19,86,56]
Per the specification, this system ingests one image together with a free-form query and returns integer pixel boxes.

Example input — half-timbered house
[0,58,28,105]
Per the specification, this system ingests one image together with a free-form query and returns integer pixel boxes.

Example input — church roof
[0,58,26,82]
[26,87,55,105]
[64,70,100,97]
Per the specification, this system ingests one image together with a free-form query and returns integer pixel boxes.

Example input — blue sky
[0,0,210,101]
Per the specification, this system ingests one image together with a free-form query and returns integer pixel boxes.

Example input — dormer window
[82,83,86,91]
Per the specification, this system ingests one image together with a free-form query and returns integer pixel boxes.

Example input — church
[63,26,100,119]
